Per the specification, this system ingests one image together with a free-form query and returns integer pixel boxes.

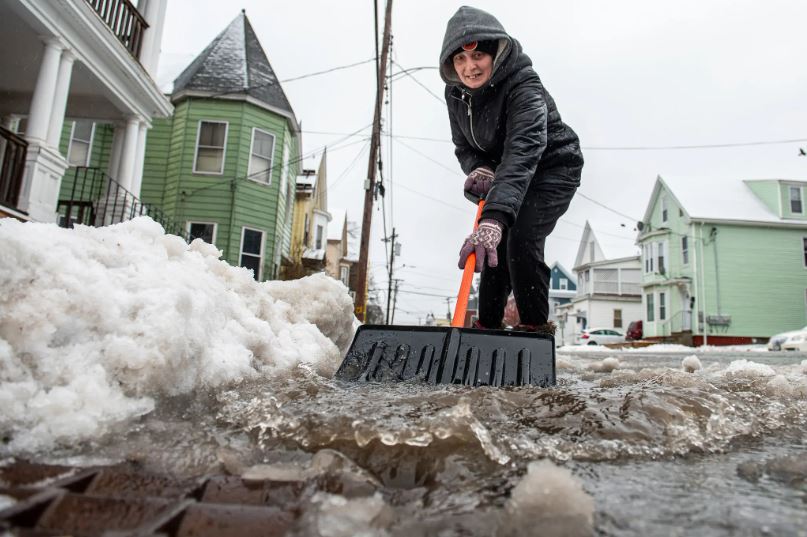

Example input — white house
[557,221,643,345]
[0,0,172,223]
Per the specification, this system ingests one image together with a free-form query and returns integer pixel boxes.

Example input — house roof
[172,11,296,124]
[550,261,575,282]
[572,220,640,270]
[644,175,807,226]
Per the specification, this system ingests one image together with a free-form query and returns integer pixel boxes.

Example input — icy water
[17,350,807,536]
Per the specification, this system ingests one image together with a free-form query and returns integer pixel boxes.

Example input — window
[187,222,216,245]
[803,237,807,268]
[194,121,227,174]
[560,278,568,290]
[340,265,350,287]
[791,186,803,214]
[614,309,623,328]
[315,224,324,250]
[644,244,654,273]
[67,121,95,167]
[248,128,275,184]
[682,235,689,265]
[661,195,668,223]
[646,293,655,322]
[240,227,264,281]
[659,292,666,320]
[657,241,666,274]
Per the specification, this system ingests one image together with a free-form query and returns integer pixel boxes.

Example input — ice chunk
[682,355,702,373]
[499,459,594,537]
[724,359,776,379]
[588,357,620,373]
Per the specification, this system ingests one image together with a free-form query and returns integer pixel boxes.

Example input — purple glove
[458,219,503,272]
[463,166,494,199]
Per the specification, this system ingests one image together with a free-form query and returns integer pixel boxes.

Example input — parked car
[781,330,807,352]
[576,328,626,346]
[768,326,807,351]
[626,320,643,341]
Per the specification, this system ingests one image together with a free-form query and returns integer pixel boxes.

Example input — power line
[281,58,376,83]
[390,60,444,104]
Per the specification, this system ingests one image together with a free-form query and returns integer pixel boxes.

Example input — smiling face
[452,50,493,89]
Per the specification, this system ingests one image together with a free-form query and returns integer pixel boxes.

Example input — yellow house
[282,150,329,279]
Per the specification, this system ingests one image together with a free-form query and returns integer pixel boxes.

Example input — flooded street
[11,348,806,536]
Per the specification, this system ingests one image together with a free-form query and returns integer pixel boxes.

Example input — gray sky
[158,0,807,324]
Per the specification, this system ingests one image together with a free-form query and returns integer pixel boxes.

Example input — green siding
[140,97,297,281]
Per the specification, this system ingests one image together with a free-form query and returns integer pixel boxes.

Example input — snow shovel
[334,198,556,387]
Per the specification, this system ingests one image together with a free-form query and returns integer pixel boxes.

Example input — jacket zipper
[455,90,485,152]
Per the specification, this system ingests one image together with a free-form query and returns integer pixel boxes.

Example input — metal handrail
[0,125,28,210]
[59,167,188,240]
[84,0,149,60]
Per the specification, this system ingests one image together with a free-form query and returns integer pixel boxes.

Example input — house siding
[745,180,780,217]
[138,98,297,281]
[640,180,807,341]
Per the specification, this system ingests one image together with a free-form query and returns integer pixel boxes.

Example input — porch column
[130,123,148,197]
[117,117,141,192]
[107,123,124,180]
[46,50,76,148]
[138,0,168,78]
[26,38,64,143]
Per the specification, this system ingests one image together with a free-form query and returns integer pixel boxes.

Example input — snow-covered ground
[558,343,769,353]
[0,217,356,451]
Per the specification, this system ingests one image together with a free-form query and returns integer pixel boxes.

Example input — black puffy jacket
[440,6,584,227]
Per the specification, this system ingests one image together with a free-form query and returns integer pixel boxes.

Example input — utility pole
[446,297,452,323]
[384,227,397,324]
[391,278,402,324]
[354,0,393,323]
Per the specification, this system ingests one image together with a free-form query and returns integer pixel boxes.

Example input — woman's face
[452,50,493,89]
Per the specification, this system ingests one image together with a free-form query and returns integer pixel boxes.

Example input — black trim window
[791,186,803,214]
[647,293,655,322]
[240,228,264,281]
[659,292,666,320]
[188,222,215,244]
[803,237,807,267]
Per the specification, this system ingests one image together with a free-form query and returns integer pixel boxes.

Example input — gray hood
[439,6,512,86]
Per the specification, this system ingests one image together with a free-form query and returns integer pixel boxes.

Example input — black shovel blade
[335,325,555,387]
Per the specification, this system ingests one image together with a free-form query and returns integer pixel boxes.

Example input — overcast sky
[158,0,807,324]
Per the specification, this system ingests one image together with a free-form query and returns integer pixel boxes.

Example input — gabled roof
[550,261,575,282]
[573,221,606,269]
[643,175,807,226]
[172,11,297,125]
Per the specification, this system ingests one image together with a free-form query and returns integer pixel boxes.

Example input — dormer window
[790,186,803,214]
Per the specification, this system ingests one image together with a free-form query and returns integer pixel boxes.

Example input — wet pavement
[2,349,807,536]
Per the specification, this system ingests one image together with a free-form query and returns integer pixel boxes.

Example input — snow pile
[0,218,355,451]
[498,460,594,537]
[682,355,702,373]
[723,359,776,379]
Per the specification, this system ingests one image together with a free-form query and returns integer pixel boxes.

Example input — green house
[638,175,807,345]
[139,11,301,281]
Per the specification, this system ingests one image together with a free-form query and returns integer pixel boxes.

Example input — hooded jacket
[441,6,584,227]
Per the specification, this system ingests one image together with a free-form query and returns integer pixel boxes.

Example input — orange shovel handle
[452,200,485,327]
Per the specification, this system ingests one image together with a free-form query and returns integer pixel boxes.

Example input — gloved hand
[458,219,503,272]
[463,166,495,199]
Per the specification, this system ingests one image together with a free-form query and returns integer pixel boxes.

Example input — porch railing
[0,125,28,211]
[59,167,188,239]
[84,0,149,60]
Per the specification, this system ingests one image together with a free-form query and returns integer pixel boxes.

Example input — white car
[768,326,807,351]
[576,328,626,346]
[781,330,807,352]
